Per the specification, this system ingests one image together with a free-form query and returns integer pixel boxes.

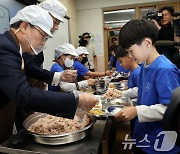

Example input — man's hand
[151,19,161,30]
[60,70,77,82]
[78,93,99,112]
[114,107,137,121]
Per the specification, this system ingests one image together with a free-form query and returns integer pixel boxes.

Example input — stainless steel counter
[0,119,107,154]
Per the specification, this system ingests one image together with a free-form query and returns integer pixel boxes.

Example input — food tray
[110,97,132,106]
[89,99,106,118]
[23,112,96,145]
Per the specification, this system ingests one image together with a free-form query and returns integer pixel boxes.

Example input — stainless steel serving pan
[23,112,96,145]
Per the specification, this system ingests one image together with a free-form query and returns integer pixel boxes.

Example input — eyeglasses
[33,26,49,41]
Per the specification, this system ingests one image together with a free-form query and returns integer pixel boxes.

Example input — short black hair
[82,32,90,37]
[159,6,174,15]
[10,21,23,28]
[10,21,35,29]
[115,45,128,58]
[119,19,159,49]
[111,37,117,42]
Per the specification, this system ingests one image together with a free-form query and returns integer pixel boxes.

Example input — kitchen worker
[73,46,113,81]
[23,0,76,89]
[0,5,98,144]
[48,43,95,92]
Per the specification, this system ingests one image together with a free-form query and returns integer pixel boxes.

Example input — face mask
[14,29,20,34]
[81,57,88,64]
[30,44,46,55]
[26,27,45,55]
[79,39,88,47]
[64,57,74,68]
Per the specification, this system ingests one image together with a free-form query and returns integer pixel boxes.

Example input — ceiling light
[105,20,130,24]
[104,9,135,14]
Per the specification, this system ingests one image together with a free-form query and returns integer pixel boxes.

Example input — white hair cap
[39,0,67,22]
[54,43,78,60]
[76,46,89,56]
[10,5,53,37]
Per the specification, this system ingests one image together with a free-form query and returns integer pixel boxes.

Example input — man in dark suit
[23,0,75,89]
[0,5,97,143]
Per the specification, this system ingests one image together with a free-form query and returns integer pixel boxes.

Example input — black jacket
[156,24,176,63]
[0,31,77,119]
[23,51,54,84]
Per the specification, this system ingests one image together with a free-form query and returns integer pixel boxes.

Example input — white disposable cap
[76,46,89,56]
[39,0,67,22]
[54,43,78,59]
[10,5,53,37]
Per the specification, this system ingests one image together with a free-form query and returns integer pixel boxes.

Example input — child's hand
[114,107,137,121]
[87,78,95,85]
[105,70,113,76]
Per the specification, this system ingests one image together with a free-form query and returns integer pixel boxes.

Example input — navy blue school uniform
[133,55,180,153]
[48,63,64,92]
[73,59,88,79]
[0,30,77,119]
[128,66,141,88]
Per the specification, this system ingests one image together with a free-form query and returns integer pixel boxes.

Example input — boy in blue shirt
[115,60,130,74]
[116,45,141,136]
[116,45,140,89]
[115,19,180,154]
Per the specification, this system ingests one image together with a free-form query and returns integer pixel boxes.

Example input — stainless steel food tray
[102,97,132,109]
[23,112,96,145]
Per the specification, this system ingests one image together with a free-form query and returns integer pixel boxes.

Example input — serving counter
[0,118,115,154]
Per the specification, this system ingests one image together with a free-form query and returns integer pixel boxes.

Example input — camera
[143,10,180,20]
[142,10,162,20]
[143,10,180,38]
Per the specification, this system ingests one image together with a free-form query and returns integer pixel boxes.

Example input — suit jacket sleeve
[23,52,54,84]
[0,40,77,119]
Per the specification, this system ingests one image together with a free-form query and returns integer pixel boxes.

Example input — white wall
[75,0,171,71]
[77,8,105,71]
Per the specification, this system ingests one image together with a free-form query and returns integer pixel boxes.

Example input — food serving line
[0,73,129,154]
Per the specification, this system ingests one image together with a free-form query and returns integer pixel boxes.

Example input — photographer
[151,6,176,63]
